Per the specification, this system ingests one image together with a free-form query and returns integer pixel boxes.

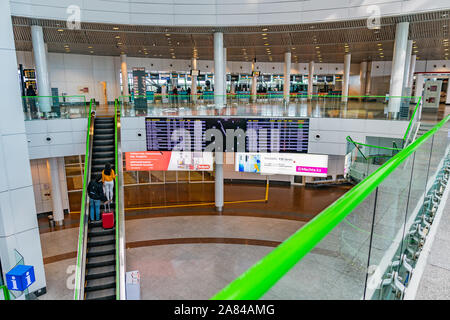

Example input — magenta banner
[296,166,328,174]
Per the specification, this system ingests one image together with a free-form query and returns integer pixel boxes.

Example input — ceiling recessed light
[57,29,64,32]
[90,51,94,54]
[88,46,93,49]
[117,42,123,45]
[113,27,119,30]
[264,43,269,46]
[377,43,382,46]
[262,28,268,31]
[115,36,120,39]
[165,33,171,36]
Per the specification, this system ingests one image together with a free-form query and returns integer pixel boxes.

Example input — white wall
[10,0,450,26]
[25,118,87,159]
[308,118,409,155]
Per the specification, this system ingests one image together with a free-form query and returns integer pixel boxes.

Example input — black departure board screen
[145,117,309,153]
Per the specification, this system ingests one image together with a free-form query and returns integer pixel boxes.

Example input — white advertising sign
[235,153,328,177]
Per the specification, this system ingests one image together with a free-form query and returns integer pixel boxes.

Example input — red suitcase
[102,211,114,229]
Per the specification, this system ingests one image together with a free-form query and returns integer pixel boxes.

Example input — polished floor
[36,183,349,300]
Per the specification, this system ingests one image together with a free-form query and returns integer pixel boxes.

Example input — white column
[360,61,368,98]
[48,158,64,225]
[388,22,409,113]
[408,55,417,88]
[414,74,425,103]
[214,160,224,212]
[342,53,351,103]
[191,57,198,103]
[223,48,227,105]
[0,0,46,294]
[31,25,51,112]
[214,32,224,108]
[251,60,258,102]
[120,54,129,97]
[446,77,450,104]
[283,52,292,104]
[365,61,372,96]
[308,61,314,99]
[402,40,413,91]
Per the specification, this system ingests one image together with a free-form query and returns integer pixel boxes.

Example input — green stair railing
[212,114,450,300]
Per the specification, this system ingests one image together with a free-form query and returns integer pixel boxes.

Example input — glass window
[138,171,150,184]
[165,171,177,182]
[67,176,83,191]
[124,171,138,185]
[150,171,164,183]
[177,171,189,182]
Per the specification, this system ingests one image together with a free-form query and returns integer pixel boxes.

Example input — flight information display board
[145,117,309,153]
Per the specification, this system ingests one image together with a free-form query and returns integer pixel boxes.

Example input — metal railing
[114,99,127,300]
[211,114,450,300]
[73,99,95,300]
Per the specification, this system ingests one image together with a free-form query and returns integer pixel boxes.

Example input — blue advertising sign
[6,265,35,291]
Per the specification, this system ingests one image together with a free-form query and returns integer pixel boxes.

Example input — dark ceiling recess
[11,10,450,63]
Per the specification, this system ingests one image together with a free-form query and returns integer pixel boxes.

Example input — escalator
[74,100,126,300]
[84,117,116,299]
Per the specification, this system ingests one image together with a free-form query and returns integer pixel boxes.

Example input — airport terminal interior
[1,0,450,301]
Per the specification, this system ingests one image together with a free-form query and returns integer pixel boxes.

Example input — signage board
[235,153,328,177]
[145,117,309,153]
[6,265,35,291]
[125,151,213,171]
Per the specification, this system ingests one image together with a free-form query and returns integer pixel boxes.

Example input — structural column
[388,22,410,114]
[120,54,129,97]
[215,156,224,212]
[408,54,417,89]
[360,61,368,99]
[402,40,413,94]
[283,52,291,104]
[214,32,224,108]
[223,48,227,106]
[48,158,64,225]
[342,53,351,103]
[31,25,51,112]
[365,61,373,96]
[251,59,258,102]
[307,61,314,100]
[0,0,46,295]
[191,57,198,103]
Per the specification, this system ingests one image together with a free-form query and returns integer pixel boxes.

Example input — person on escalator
[87,175,108,221]
[102,163,116,211]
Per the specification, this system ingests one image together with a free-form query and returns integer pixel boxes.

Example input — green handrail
[73,99,94,299]
[114,99,119,299]
[212,114,450,300]
[1,285,10,300]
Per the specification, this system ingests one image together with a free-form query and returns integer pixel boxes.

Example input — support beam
[120,54,129,97]
[342,53,351,103]
[49,158,64,225]
[360,61,368,99]
[191,57,198,103]
[31,25,51,112]
[214,32,224,108]
[388,22,410,114]
[402,40,413,92]
[283,52,291,104]
[251,59,257,102]
[308,61,314,100]
[223,48,227,106]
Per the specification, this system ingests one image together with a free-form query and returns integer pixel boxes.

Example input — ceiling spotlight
[264,43,269,46]
[57,29,64,32]
[88,46,93,49]
[262,37,268,40]
[165,33,171,36]
[115,36,120,39]
[262,28,268,31]
[377,43,382,46]
[117,42,123,45]
[113,27,119,30]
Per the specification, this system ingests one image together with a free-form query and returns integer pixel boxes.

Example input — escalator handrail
[74,99,95,300]
[115,99,126,299]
